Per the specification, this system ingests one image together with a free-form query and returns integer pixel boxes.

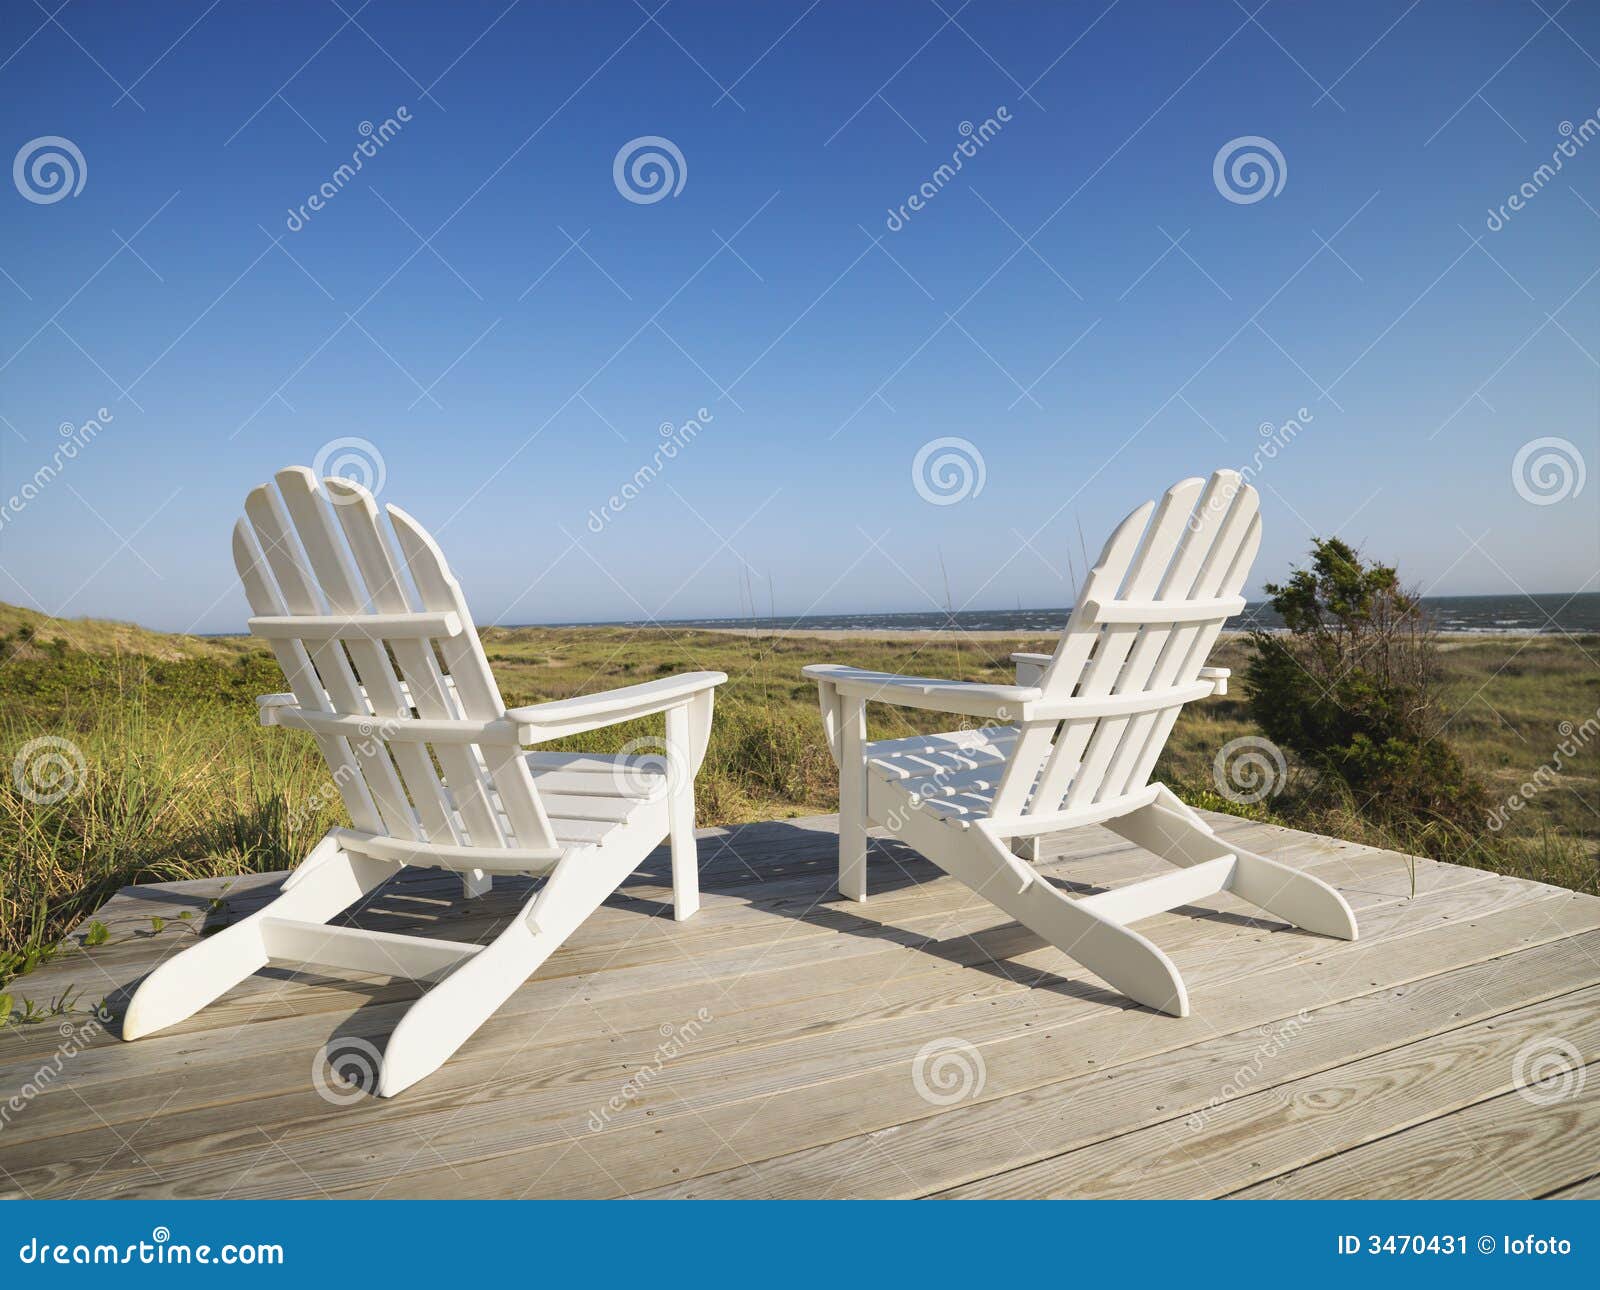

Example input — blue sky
[2,0,1597,632]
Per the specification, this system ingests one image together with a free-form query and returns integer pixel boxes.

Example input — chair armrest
[1198,665,1230,696]
[803,664,1039,720]
[509,671,727,741]
[1010,651,1053,686]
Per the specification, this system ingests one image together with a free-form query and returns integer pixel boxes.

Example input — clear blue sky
[2,0,1597,632]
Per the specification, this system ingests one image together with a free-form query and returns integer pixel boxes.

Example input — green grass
[1,609,1595,994]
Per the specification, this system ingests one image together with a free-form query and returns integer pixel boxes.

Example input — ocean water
[581,592,1600,636]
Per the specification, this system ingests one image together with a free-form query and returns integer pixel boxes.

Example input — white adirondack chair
[805,470,1357,1017]
[122,466,724,1096]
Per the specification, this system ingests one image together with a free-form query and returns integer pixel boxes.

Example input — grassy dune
[1,603,1595,993]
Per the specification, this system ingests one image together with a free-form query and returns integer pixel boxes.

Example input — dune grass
[1,606,1594,995]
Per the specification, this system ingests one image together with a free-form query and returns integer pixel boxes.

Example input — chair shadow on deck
[672,821,1294,1010]
[106,816,1297,1090]
[607,818,1294,1009]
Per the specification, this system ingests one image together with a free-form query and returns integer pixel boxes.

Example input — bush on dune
[1244,538,1490,850]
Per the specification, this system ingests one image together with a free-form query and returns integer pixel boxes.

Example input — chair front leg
[665,702,700,920]
[838,692,869,902]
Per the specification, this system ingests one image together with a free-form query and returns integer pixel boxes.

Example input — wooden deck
[2,811,1597,1200]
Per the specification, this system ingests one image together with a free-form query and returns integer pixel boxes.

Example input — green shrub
[1245,537,1488,835]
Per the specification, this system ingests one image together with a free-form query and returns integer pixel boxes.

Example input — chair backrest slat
[1026,478,1204,812]
[1057,477,1211,809]
[1113,506,1261,797]
[243,481,420,839]
[275,468,458,846]
[325,477,506,850]
[1064,472,1250,810]
[387,502,557,852]
[232,520,385,834]
[233,468,557,856]
[997,470,1260,820]
[987,499,1153,817]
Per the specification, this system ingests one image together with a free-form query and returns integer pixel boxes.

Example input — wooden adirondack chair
[122,467,724,1096]
[804,470,1357,1017]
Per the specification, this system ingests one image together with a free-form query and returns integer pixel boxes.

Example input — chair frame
[122,467,724,1096]
[805,471,1357,1016]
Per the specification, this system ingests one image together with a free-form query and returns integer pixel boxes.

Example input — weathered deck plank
[0,812,1594,1200]
[1232,1081,1600,1200]
[940,982,1600,1198]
